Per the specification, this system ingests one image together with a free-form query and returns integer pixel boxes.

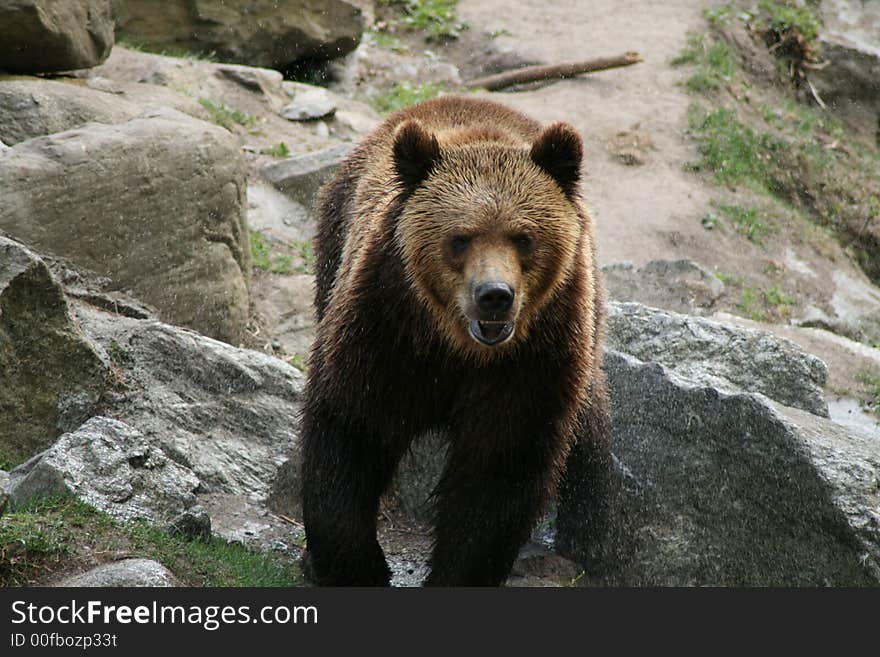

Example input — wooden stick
[466,52,643,91]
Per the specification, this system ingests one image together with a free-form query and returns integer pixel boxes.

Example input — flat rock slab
[0,106,251,344]
[57,559,178,587]
[0,0,115,74]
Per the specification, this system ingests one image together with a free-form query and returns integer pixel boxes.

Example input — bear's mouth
[468,320,514,346]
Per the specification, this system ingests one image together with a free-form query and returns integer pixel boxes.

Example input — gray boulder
[606,302,829,417]
[57,558,179,587]
[0,106,251,344]
[0,77,141,146]
[262,143,354,208]
[75,306,305,500]
[0,236,108,468]
[8,416,200,522]
[114,0,365,69]
[0,0,115,74]
[8,298,305,525]
[560,350,879,586]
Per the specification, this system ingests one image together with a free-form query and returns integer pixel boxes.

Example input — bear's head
[392,120,586,358]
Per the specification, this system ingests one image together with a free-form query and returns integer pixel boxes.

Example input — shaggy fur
[301,96,612,586]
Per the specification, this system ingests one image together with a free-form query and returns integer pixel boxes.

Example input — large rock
[76,307,305,499]
[562,350,879,586]
[0,0,115,73]
[262,143,353,208]
[114,0,365,69]
[0,106,251,344]
[57,558,179,587]
[0,77,141,146]
[0,237,107,468]
[9,416,201,522]
[606,302,829,417]
[8,300,305,524]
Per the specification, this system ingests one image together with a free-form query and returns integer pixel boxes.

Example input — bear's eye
[512,234,533,251]
[448,235,472,256]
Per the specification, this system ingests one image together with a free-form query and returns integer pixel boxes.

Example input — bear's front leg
[555,376,616,569]
[425,438,558,586]
[301,407,405,586]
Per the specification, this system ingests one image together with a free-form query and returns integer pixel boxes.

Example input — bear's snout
[474,281,515,320]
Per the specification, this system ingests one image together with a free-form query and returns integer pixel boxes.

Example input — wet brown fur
[302,96,612,586]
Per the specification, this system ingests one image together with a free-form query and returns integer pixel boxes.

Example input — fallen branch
[466,52,643,91]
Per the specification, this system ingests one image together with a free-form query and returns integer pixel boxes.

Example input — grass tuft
[372,81,443,114]
[198,98,257,131]
[396,0,469,40]
[261,142,291,159]
[673,33,737,93]
[250,231,314,275]
[718,203,767,243]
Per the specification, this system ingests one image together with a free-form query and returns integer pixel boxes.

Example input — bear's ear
[530,122,583,198]
[392,120,441,188]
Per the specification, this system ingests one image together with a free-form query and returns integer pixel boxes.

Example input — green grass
[287,353,307,372]
[0,496,302,587]
[261,142,291,158]
[372,81,442,114]
[737,287,764,320]
[688,106,780,186]
[397,0,469,40]
[757,0,820,43]
[250,230,273,271]
[250,231,315,275]
[688,97,880,282]
[198,98,257,131]
[672,33,737,93]
[704,5,736,27]
[735,284,795,322]
[718,203,767,243]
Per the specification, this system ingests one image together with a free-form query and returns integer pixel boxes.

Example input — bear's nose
[475,282,514,316]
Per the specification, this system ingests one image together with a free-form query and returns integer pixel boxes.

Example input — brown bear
[300,95,612,586]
